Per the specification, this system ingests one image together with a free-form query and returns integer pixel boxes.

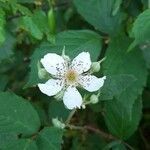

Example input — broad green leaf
[104,98,142,140]
[2,139,38,150]
[74,0,124,34]
[99,74,136,100]
[25,30,102,87]
[36,127,63,150]
[0,8,5,45]
[128,9,150,50]
[48,100,70,121]
[0,92,41,135]
[103,36,147,114]
[0,133,17,149]
[56,30,102,58]
[19,16,43,40]
[103,36,147,139]
[0,32,15,62]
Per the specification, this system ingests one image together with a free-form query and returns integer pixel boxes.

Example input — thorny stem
[84,125,114,140]
[66,124,135,150]
[65,109,76,125]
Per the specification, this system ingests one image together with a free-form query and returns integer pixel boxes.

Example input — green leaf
[2,139,38,150]
[128,9,150,50]
[100,74,136,100]
[48,100,70,121]
[36,127,63,150]
[25,30,102,87]
[0,32,15,62]
[19,16,43,40]
[0,8,5,45]
[103,36,147,139]
[0,133,17,149]
[56,30,102,59]
[74,0,124,34]
[104,98,142,140]
[103,36,147,113]
[0,92,41,135]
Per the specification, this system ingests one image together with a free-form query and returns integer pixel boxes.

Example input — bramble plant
[38,50,106,109]
[0,0,150,150]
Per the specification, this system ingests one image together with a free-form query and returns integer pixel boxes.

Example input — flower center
[66,69,78,84]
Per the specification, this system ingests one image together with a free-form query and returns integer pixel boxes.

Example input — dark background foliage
[0,0,150,149]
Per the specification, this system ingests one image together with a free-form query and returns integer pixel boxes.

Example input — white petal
[78,75,106,92]
[38,79,64,96]
[41,53,67,77]
[71,52,91,74]
[63,86,82,110]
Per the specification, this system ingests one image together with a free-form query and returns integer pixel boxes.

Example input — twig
[84,125,115,140]
[66,124,135,150]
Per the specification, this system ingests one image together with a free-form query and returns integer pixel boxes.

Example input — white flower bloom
[38,52,106,110]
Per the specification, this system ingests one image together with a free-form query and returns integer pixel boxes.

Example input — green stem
[65,109,76,125]
[98,57,106,64]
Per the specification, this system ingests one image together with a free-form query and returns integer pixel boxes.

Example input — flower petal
[41,53,67,77]
[63,86,82,110]
[38,79,64,96]
[78,75,106,92]
[71,52,91,74]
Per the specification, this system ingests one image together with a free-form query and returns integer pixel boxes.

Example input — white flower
[38,52,106,110]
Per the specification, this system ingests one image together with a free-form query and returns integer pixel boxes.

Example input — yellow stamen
[66,70,78,84]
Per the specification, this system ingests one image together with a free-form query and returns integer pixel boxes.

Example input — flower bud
[48,8,56,35]
[82,104,86,109]
[54,90,65,100]
[90,94,99,104]
[52,118,65,129]
[91,62,101,73]
[38,68,49,80]
[62,46,70,62]
[37,61,49,80]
